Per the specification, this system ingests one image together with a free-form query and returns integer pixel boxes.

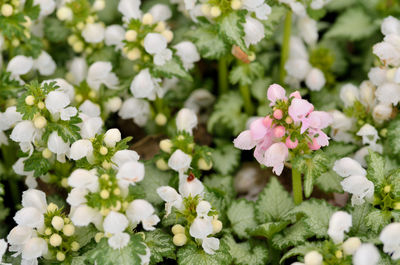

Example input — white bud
[155,113,167,126]
[1,4,13,17]
[173,233,187,246]
[161,30,173,43]
[201,4,211,15]
[33,116,47,129]
[47,203,58,212]
[340,84,359,107]
[212,219,222,234]
[63,224,75,236]
[231,0,242,10]
[125,30,137,42]
[142,13,153,25]
[105,97,122,112]
[51,216,64,231]
[172,224,185,235]
[93,0,105,11]
[42,148,52,159]
[56,7,73,21]
[50,233,62,247]
[99,146,108,155]
[25,95,35,105]
[56,251,65,261]
[304,251,323,265]
[159,139,173,153]
[127,48,141,61]
[198,158,212,171]
[156,158,169,171]
[343,237,361,255]
[71,241,80,251]
[210,6,221,17]
[372,104,392,123]
[104,128,121,147]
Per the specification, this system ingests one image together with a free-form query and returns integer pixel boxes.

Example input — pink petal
[289,91,301,99]
[288,98,314,122]
[307,111,333,129]
[267,84,287,106]
[250,118,268,140]
[264,142,288,176]
[233,130,256,150]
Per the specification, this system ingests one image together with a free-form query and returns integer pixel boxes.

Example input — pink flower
[290,91,301,99]
[273,109,283,120]
[267,84,287,106]
[288,98,314,125]
[264,142,288,175]
[285,137,298,149]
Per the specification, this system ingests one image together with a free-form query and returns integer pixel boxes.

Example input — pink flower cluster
[233,84,332,175]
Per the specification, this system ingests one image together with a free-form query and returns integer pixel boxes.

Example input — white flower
[10,121,36,144]
[66,188,88,207]
[342,237,362,255]
[108,233,130,250]
[116,161,145,188]
[0,239,10,265]
[168,149,192,174]
[242,0,271,20]
[298,16,318,45]
[333,157,366,177]
[70,205,101,227]
[359,81,376,108]
[104,128,121,147]
[375,82,400,105]
[130,69,160,100]
[33,51,56,76]
[327,211,352,244]
[82,23,105,44]
[126,199,160,230]
[45,90,77,121]
[6,55,34,83]
[68,57,87,85]
[190,216,213,239]
[356,124,379,146]
[70,139,93,160]
[48,78,75,101]
[380,222,400,260]
[304,251,323,265]
[373,38,400,67]
[14,189,47,229]
[156,186,184,215]
[105,97,122,112]
[149,4,172,22]
[174,41,200,70]
[0,106,22,131]
[118,0,141,20]
[176,108,198,134]
[105,25,125,50]
[202,237,219,255]
[353,243,380,265]
[87,61,119,90]
[111,150,140,168]
[329,110,353,142]
[196,200,211,217]
[78,115,103,139]
[179,175,204,198]
[368,67,387,86]
[373,104,392,123]
[68,169,99,192]
[243,16,264,47]
[47,132,69,162]
[21,189,47,213]
[119,97,150,126]
[285,58,311,80]
[20,237,48,263]
[340,84,359,107]
[305,68,325,91]
[143,33,172,66]
[381,16,400,36]
[103,211,130,249]
[34,0,56,18]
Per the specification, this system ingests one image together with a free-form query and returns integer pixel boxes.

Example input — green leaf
[144,229,176,264]
[218,11,247,51]
[152,57,192,81]
[387,117,400,156]
[136,162,173,206]
[186,26,228,59]
[224,235,268,265]
[177,240,232,265]
[315,170,343,193]
[366,150,386,188]
[365,209,392,233]
[46,116,82,143]
[203,174,235,200]
[44,18,70,42]
[255,177,295,223]
[272,220,313,249]
[292,151,330,197]
[85,235,147,265]
[24,151,52,177]
[324,8,378,41]
[229,62,263,86]
[227,199,257,239]
[249,221,289,239]
[350,203,373,236]
[323,141,358,158]
[75,225,98,247]
[288,199,336,238]
[280,242,323,264]
[71,256,87,265]
[211,144,241,175]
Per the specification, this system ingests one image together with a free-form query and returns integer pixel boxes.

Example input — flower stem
[292,167,303,205]
[218,56,229,94]
[279,10,292,84]
[239,84,254,115]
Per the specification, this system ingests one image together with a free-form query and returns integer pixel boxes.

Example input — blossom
[0,239,10,265]
[340,84,360,107]
[103,211,130,249]
[105,25,125,50]
[143,33,172,65]
[243,16,265,47]
[176,108,198,135]
[87,61,119,90]
[119,97,150,126]
[353,244,380,265]
[168,149,192,175]
[45,90,77,120]
[6,55,34,83]
[327,211,352,244]
[333,157,374,205]
[82,23,105,44]
[68,57,87,85]
[130,69,161,100]
[126,199,160,230]
[116,161,145,189]
[33,51,56,76]
[356,124,379,146]
[380,222,400,260]
[118,0,141,20]
[242,0,271,20]
[47,131,69,162]
[174,41,200,70]
[149,4,172,22]
[267,84,287,106]
[305,68,325,91]
[156,186,184,215]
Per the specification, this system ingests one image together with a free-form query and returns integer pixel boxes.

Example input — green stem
[239,85,254,115]
[218,56,229,94]
[292,167,303,205]
[279,10,292,84]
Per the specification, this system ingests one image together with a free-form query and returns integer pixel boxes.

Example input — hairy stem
[239,85,254,115]
[279,10,292,84]
[218,56,229,94]
[292,167,303,205]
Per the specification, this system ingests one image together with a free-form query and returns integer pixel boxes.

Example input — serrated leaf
[177,240,232,265]
[280,242,322,264]
[227,199,257,239]
[24,151,52,177]
[46,116,82,143]
[288,199,336,238]
[365,209,392,233]
[75,225,97,247]
[350,203,372,236]
[44,18,70,42]
[144,229,176,264]
[292,151,330,197]
[203,174,235,200]
[323,141,358,158]
[324,8,377,41]
[224,235,268,265]
[71,256,86,265]
[229,62,263,86]
[211,144,240,175]
[315,170,343,193]
[366,150,386,188]
[255,177,295,223]
[387,118,400,155]
[152,57,192,81]
[249,221,289,239]
[272,220,313,249]
[85,235,147,265]
[218,11,247,51]
[186,26,228,59]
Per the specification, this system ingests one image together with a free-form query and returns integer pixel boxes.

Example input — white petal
[327,211,352,244]
[333,157,366,178]
[130,69,158,99]
[47,132,69,155]
[21,237,48,260]
[126,199,155,224]
[103,211,129,234]
[7,56,34,76]
[111,150,140,168]
[244,16,264,47]
[45,91,70,114]
[104,128,121,147]
[144,33,167,55]
[87,61,118,90]
[189,216,213,239]
[7,226,34,245]
[179,176,204,198]
[66,188,88,207]
[70,139,93,160]
[79,116,103,139]
[305,68,326,91]
[353,243,380,265]
[82,23,105,44]
[70,205,99,226]
[118,0,141,20]
[10,121,35,143]
[21,189,47,213]
[68,57,87,85]
[176,108,198,135]
[108,233,130,250]
[14,207,44,228]
[105,25,125,49]
[149,4,172,22]
[68,169,99,192]
[202,237,219,254]
[168,150,192,173]
[33,51,56,76]
[118,98,150,126]
[380,222,400,260]
[116,161,145,187]
[0,106,22,130]
[142,215,160,231]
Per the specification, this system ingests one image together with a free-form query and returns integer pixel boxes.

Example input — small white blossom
[243,16,264,47]
[340,84,359,107]
[327,211,352,244]
[119,97,150,126]
[87,61,119,90]
[356,124,379,146]
[82,23,105,44]
[353,243,380,265]
[168,149,192,174]
[176,108,198,134]
[126,199,160,230]
[380,222,400,260]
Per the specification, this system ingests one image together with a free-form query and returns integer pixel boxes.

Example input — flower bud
[156,158,169,171]
[273,126,285,138]
[57,7,73,21]
[63,224,75,236]
[198,158,212,171]
[308,138,321,151]
[56,252,65,261]
[231,0,242,10]
[104,128,121,148]
[201,4,211,15]
[51,216,64,231]
[100,189,110,199]
[285,116,293,124]
[212,219,223,234]
[42,148,52,159]
[155,21,166,32]
[335,250,343,259]
[45,228,52,235]
[33,116,47,129]
[127,48,141,61]
[340,84,359,107]
[93,0,105,11]
[304,251,323,265]
[102,160,111,169]
[210,6,221,17]
[155,113,167,126]
[395,202,400,210]
[159,139,173,153]
[105,97,122,112]
[71,241,80,251]
[25,95,35,105]
[37,101,45,109]
[110,201,121,211]
[95,232,104,243]
[384,185,391,193]
[1,4,13,17]
[172,224,185,235]
[142,13,153,25]
[273,109,283,120]
[50,233,62,247]
[99,146,108,155]
[162,30,173,43]
[173,233,187,246]
[342,237,361,255]
[47,202,58,212]
[285,137,298,149]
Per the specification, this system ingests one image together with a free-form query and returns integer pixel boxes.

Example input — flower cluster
[157,174,222,254]
[234,83,332,175]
